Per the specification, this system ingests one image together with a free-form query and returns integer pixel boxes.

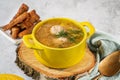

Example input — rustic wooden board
[15,42,96,80]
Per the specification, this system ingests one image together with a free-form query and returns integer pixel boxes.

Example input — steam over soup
[35,20,84,48]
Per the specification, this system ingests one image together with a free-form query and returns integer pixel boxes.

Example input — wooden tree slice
[15,42,96,80]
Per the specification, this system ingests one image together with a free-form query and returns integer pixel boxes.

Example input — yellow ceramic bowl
[0,74,24,80]
[23,18,95,68]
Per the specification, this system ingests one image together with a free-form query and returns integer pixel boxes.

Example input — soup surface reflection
[35,20,84,48]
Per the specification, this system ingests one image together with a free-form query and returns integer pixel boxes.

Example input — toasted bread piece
[12,3,29,21]
[29,10,40,23]
[3,12,29,31]
[18,25,34,38]
[11,27,20,39]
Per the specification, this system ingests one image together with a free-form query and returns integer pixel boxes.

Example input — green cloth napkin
[78,31,120,80]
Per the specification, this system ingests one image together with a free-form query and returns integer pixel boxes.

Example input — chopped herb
[69,29,82,34]
[68,37,76,43]
[55,29,84,43]
[56,30,68,37]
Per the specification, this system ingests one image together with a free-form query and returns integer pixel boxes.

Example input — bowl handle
[23,34,42,50]
[80,22,95,38]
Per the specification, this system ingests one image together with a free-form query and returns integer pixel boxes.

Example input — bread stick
[20,14,33,29]
[12,3,29,20]
[11,27,20,39]
[18,25,34,38]
[18,10,40,29]
[3,12,29,31]
[29,10,40,23]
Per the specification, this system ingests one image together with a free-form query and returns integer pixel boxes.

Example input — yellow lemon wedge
[0,74,24,80]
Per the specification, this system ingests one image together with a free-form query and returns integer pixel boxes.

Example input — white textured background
[0,0,120,80]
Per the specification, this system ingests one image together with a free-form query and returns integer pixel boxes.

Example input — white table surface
[0,0,120,80]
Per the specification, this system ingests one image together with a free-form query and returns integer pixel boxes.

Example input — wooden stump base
[15,42,96,80]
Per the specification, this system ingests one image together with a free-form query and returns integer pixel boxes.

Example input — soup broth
[35,20,84,48]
